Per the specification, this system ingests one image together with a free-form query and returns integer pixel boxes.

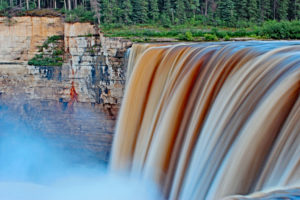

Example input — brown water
[110,42,300,199]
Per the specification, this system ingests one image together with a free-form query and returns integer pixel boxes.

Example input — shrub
[235,20,252,28]
[48,35,63,43]
[211,27,218,35]
[204,33,218,41]
[28,56,63,66]
[258,21,286,39]
[53,49,64,56]
[42,35,63,49]
[28,36,64,66]
[233,28,247,37]
[216,31,227,39]
[178,31,194,41]
[185,31,194,41]
[258,20,300,39]
[288,21,300,39]
[177,33,185,40]
[191,30,204,37]
[224,35,230,41]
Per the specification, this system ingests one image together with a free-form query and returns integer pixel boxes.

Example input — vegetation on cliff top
[102,20,300,42]
[0,6,96,23]
[2,0,300,42]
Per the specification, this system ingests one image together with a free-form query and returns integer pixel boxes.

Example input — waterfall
[110,42,300,199]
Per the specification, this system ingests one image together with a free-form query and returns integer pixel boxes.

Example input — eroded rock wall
[0,17,132,163]
[0,17,64,62]
[64,26,132,116]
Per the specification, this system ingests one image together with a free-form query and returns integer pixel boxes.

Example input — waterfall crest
[110,42,300,199]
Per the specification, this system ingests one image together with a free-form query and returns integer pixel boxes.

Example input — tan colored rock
[0,17,64,61]
[0,17,133,162]
[64,22,97,37]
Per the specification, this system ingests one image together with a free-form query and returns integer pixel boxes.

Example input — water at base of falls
[110,41,300,200]
[0,108,161,200]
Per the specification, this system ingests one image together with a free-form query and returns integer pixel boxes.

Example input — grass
[100,23,254,42]
[100,20,300,42]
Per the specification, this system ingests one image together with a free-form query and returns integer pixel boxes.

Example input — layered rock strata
[0,16,132,163]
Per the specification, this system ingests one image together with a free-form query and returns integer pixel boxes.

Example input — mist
[0,107,161,200]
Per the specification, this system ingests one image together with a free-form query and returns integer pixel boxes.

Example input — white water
[0,110,161,200]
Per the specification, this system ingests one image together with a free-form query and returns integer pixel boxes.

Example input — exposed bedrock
[0,16,132,163]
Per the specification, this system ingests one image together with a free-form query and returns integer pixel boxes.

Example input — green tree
[248,0,258,22]
[120,0,132,24]
[277,0,289,20]
[100,0,119,23]
[235,0,248,21]
[258,0,271,22]
[289,0,300,19]
[100,0,112,23]
[131,0,149,23]
[175,0,186,23]
[148,0,159,21]
[295,0,300,19]
[270,0,288,20]
[217,0,235,24]
[163,0,173,22]
[186,0,199,19]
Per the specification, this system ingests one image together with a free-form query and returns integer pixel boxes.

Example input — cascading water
[110,42,300,199]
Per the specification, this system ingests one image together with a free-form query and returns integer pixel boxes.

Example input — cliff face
[0,17,64,62]
[0,16,132,163]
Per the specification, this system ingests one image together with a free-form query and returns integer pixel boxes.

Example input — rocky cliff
[0,16,132,163]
